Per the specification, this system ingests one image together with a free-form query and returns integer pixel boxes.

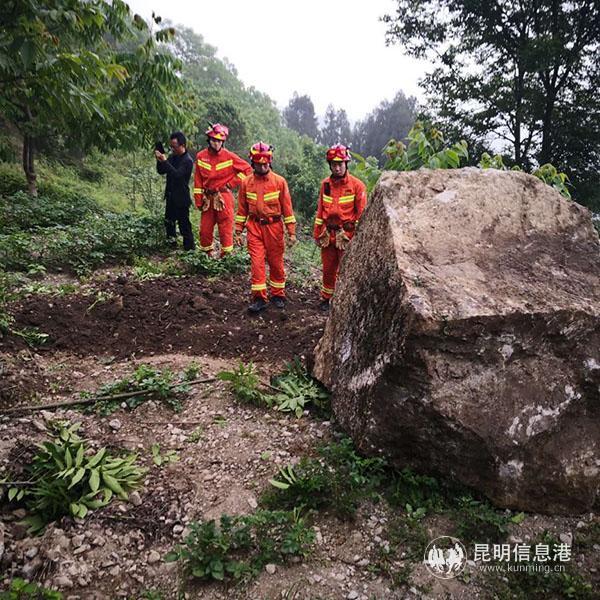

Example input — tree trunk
[22,134,37,196]
[539,91,556,165]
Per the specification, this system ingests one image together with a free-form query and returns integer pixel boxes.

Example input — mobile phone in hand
[155,141,165,154]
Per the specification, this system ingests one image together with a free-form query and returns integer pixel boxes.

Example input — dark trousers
[165,202,195,250]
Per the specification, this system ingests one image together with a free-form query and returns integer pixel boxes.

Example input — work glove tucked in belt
[204,190,225,211]
[335,229,351,251]
[316,228,330,248]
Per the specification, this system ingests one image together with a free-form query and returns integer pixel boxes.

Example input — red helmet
[249,141,273,164]
[205,123,229,141]
[326,143,351,162]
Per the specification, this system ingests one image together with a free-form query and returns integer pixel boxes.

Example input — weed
[185,426,204,444]
[263,436,387,519]
[386,467,446,515]
[178,248,248,277]
[83,364,191,414]
[217,362,267,406]
[483,531,594,599]
[452,496,514,545]
[270,359,330,418]
[0,578,62,599]
[151,444,180,467]
[3,421,145,533]
[164,508,314,583]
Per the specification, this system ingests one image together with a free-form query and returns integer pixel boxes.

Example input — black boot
[319,299,330,313]
[270,296,286,309]
[248,298,268,313]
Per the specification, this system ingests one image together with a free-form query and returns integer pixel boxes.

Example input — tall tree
[352,91,417,161]
[0,0,184,195]
[319,105,352,146]
[383,0,600,202]
[283,92,319,140]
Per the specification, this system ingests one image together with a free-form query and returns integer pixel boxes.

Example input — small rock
[347,592,359,600]
[12,508,27,519]
[71,534,84,548]
[109,419,122,431]
[25,546,38,559]
[247,496,258,509]
[148,550,161,564]
[91,536,105,546]
[559,533,573,546]
[129,491,142,507]
[314,575,322,583]
[109,565,120,577]
[55,576,74,588]
[173,524,184,535]
[265,563,276,575]
[32,419,47,432]
[73,544,90,555]
[576,521,586,529]
[21,558,42,578]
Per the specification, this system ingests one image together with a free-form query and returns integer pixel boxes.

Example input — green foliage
[217,362,266,406]
[386,467,446,516]
[218,360,330,418]
[263,436,387,519]
[0,190,99,233]
[178,248,249,277]
[0,212,165,275]
[151,443,180,467]
[484,532,594,600]
[479,152,572,199]
[3,422,145,532]
[287,236,321,287]
[384,121,469,171]
[0,579,62,599]
[270,359,330,418]
[452,496,515,545]
[351,153,382,195]
[84,364,192,414]
[164,509,314,583]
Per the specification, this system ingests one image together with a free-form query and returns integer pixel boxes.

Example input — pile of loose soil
[1,274,326,363]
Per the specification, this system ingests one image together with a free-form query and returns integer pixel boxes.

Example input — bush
[0,212,166,274]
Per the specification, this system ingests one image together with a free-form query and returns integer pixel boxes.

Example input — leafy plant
[84,364,192,414]
[164,508,314,583]
[151,443,180,467]
[270,359,330,418]
[386,467,446,515]
[3,422,145,532]
[452,496,514,545]
[217,362,267,406]
[178,248,248,277]
[0,578,62,599]
[263,436,387,519]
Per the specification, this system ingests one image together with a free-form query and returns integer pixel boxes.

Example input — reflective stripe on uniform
[215,159,234,170]
[246,192,257,200]
[283,216,296,224]
[264,191,280,201]
[221,245,233,253]
[235,215,247,223]
[193,187,204,194]
[322,194,333,204]
[339,194,355,204]
[321,285,335,294]
[200,244,214,251]
[315,217,324,225]
[237,172,247,180]
[197,159,211,170]
[251,283,267,291]
[268,279,286,289]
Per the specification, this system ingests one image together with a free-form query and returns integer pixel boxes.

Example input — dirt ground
[0,271,598,599]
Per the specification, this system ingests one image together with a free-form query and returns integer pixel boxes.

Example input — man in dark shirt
[155,131,195,250]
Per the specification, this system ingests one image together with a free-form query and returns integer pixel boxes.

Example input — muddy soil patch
[2,275,326,363]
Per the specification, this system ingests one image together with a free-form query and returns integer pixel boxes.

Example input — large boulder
[313,168,600,514]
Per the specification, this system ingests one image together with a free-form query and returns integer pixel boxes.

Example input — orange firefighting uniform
[193,148,252,256]
[313,173,367,299]
[236,171,296,300]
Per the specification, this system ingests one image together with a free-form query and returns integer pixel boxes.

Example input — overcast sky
[126,0,428,122]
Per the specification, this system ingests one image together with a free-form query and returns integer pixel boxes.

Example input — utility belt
[204,187,229,195]
[249,214,282,225]
[326,220,355,233]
